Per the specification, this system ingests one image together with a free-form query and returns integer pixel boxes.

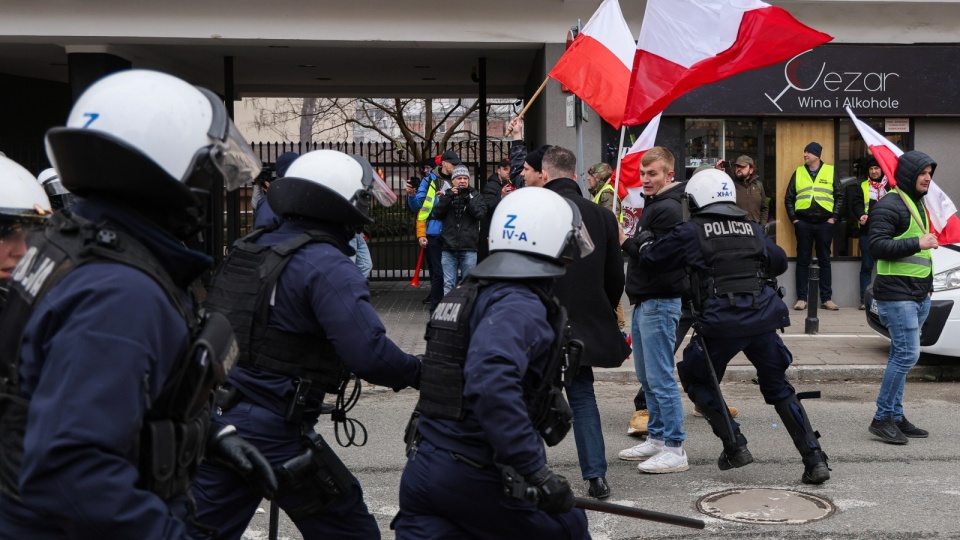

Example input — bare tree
[246,97,518,165]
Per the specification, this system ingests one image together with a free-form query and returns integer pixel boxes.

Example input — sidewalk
[369,281,958,382]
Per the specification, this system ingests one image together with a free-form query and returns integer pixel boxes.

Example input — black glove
[208,425,278,499]
[634,229,656,254]
[526,466,574,514]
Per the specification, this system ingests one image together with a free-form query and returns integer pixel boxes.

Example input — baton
[575,497,705,529]
[689,301,738,447]
[268,500,279,540]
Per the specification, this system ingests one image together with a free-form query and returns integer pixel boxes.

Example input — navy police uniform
[392,281,589,539]
[0,201,212,539]
[640,210,830,483]
[188,218,421,540]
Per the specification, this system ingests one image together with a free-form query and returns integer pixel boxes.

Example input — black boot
[802,450,831,484]
[718,432,754,471]
[774,394,831,484]
[588,477,610,499]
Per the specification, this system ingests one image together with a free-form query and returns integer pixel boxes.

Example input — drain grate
[696,488,835,524]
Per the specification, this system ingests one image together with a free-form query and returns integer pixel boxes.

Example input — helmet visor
[368,173,398,207]
[217,122,262,191]
[558,200,595,261]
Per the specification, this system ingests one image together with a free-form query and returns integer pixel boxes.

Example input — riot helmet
[1,157,52,279]
[267,149,396,227]
[685,169,747,217]
[36,168,78,210]
[44,69,261,239]
[471,187,594,279]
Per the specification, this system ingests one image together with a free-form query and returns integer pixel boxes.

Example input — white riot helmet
[44,69,262,238]
[472,187,594,279]
[685,169,747,217]
[267,149,397,226]
[1,156,52,234]
[36,168,78,210]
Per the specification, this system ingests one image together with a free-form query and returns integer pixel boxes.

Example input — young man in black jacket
[433,163,486,294]
[617,146,690,474]
[867,150,938,444]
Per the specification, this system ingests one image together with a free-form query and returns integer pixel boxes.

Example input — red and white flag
[613,113,662,234]
[622,0,832,125]
[846,106,960,244]
[548,0,635,129]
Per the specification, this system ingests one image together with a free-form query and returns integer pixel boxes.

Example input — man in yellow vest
[784,141,843,311]
[408,150,459,313]
[853,157,889,309]
[866,150,937,444]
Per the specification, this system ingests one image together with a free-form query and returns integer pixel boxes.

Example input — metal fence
[249,140,512,280]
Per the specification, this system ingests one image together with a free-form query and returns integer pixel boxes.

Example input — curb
[593,364,960,384]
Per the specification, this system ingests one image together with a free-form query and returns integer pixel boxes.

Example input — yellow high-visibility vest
[876,188,932,279]
[591,182,623,222]
[794,164,835,212]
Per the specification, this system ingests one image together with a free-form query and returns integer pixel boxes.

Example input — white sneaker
[618,439,664,461]
[637,448,690,474]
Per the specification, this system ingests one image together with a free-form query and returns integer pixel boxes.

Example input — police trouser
[187,400,379,540]
[677,330,797,443]
[392,437,589,540]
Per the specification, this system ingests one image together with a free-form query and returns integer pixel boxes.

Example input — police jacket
[869,151,936,302]
[432,186,485,252]
[545,178,629,368]
[785,164,843,223]
[0,199,210,539]
[416,282,555,477]
[639,214,791,338]
[219,218,421,425]
[253,196,281,230]
[622,182,689,304]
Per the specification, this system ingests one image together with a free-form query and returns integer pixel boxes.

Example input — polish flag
[548,0,635,129]
[622,0,832,125]
[616,112,662,206]
[846,106,960,245]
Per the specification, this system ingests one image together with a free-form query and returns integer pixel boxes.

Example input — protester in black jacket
[541,146,629,499]
[478,117,528,261]
[867,150,938,445]
[433,163,485,294]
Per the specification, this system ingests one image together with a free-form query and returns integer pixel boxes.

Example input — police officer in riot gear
[190,149,422,539]
[0,69,277,538]
[0,157,51,298]
[393,187,594,539]
[636,169,830,485]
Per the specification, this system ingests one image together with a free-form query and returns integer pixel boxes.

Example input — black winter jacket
[622,182,690,304]
[478,141,526,261]
[433,186,486,251]
[544,178,630,368]
[869,150,936,301]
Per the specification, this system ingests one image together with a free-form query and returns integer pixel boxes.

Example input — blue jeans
[441,250,477,295]
[795,219,834,302]
[859,233,874,304]
[565,366,606,480]
[874,297,931,421]
[632,298,685,446]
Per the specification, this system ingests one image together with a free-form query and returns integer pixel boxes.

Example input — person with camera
[633,168,830,486]
[431,164,485,294]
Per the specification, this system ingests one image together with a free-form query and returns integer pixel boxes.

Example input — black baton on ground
[575,497,705,529]
[268,500,279,540]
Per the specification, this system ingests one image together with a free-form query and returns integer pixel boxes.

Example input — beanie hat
[451,164,471,180]
[275,151,299,177]
[863,156,879,170]
[804,142,823,159]
[497,158,511,168]
[588,162,613,182]
[524,145,552,172]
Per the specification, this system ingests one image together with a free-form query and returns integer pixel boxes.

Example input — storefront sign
[666,45,960,117]
[885,118,910,132]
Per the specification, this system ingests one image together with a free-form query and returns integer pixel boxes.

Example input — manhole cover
[696,488,835,524]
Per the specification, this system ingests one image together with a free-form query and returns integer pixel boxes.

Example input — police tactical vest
[692,215,769,308]
[876,189,932,279]
[416,280,574,447]
[794,164,836,212]
[204,228,349,393]
[0,211,229,502]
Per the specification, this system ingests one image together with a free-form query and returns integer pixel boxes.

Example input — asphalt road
[240,379,960,539]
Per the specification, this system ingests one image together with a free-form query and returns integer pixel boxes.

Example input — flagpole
[505,77,550,136]
[612,125,628,216]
